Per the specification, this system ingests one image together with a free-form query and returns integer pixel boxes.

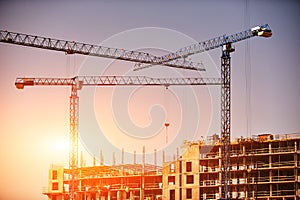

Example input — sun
[53,138,70,153]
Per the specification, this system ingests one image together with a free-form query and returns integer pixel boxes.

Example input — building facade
[44,133,300,200]
[162,133,300,200]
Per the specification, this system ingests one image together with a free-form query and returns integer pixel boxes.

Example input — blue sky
[0,0,299,199]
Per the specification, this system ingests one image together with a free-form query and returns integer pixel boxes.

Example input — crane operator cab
[251,24,272,38]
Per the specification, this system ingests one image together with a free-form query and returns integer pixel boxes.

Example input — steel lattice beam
[69,86,79,200]
[15,76,222,88]
[220,45,233,199]
[0,30,204,71]
[157,24,271,63]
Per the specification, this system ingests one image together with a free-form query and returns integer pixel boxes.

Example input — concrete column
[117,190,121,200]
[117,190,126,200]
[108,191,111,200]
[130,191,134,200]
[87,192,91,200]
[140,188,144,200]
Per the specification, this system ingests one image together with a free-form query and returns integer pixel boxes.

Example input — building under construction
[43,132,300,200]
[43,163,162,200]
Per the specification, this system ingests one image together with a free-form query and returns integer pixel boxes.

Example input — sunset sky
[0,0,299,199]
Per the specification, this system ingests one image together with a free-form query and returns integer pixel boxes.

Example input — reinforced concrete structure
[163,133,300,200]
[44,132,300,200]
[43,164,162,200]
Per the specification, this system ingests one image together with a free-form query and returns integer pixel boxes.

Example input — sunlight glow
[52,138,70,153]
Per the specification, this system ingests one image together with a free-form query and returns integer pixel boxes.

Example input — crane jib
[15,76,222,89]
[159,24,271,62]
[0,30,204,71]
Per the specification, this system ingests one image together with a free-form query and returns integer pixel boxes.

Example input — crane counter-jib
[15,77,75,89]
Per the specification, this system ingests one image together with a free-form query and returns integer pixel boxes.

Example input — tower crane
[15,75,222,199]
[0,30,204,71]
[0,29,204,199]
[3,24,271,199]
[148,24,272,199]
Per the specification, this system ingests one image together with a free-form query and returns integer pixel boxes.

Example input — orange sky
[0,1,299,199]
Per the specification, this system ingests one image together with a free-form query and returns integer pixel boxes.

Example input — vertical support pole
[79,169,82,193]
[154,149,157,172]
[165,123,170,144]
[142,146,145,165]
[80,151,83,167]
[141,146,145,200]
[100,149,104,165]
[113,152,116,166]
[108,191,111,200]
[70,85,79,200]
[134,150,136,164]
[130,191,134,200]
[93,155,96,166]
[121,148,124,189]
[122,148,124,165]
[221,43,233,199]
[295,141,298,197]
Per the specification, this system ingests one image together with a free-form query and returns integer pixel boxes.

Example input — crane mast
[69,85,79,199]
[220,43,234,199]
[15,76,221,199]
[156,24,272,199]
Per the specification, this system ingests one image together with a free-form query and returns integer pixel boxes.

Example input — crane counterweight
[15,78,34,89]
